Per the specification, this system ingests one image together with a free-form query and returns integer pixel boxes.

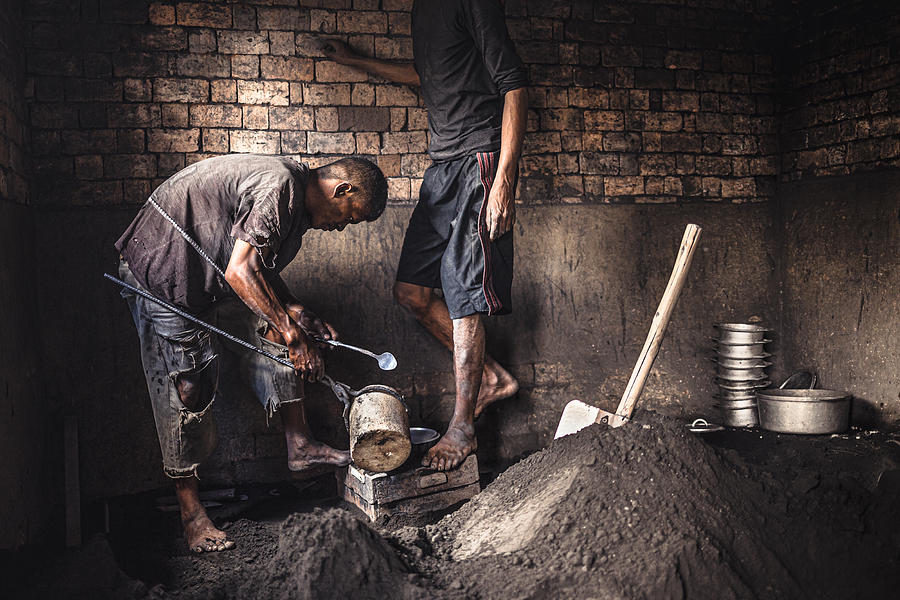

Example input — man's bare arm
[322,39,420,86]
[224,239,323,380]
[486,87,528,240]
[268,274,339,342]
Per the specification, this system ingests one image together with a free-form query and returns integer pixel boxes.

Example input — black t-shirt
[115,154,310,311]
[412,0,528,161]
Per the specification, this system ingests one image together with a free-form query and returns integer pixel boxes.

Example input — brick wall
[25,0,781,207]
[780,0,900,180]
[0,0,28,203]
[1,0,47,550]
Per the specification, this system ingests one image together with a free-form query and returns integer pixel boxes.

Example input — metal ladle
[321,339,398,371]
[104,273,399,371]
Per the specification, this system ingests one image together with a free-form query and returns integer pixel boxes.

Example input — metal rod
[104,273,294,369]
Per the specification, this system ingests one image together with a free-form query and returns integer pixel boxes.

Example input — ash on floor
[8,411,900,600]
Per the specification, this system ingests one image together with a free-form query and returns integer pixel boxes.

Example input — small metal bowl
[712,337,774,347]
[716,377,770,390]
[715,389,758,401]
[718,404,759,427]
[714,343,770,360]
[713,397,758,409]
[714,357,772,369]
[778,370,817,389]
[716,365,769,380]
[714,323,770,344]
[395,427,440,472]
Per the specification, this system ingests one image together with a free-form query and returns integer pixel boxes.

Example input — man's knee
[393,281,431,316]
[175,364,216,413]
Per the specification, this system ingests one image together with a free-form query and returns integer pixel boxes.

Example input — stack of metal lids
[712,323,771,427]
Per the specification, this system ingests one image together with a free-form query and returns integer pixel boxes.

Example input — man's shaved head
[315,157,388,221]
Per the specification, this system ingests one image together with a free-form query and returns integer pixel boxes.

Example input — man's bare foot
[287,439,351,472]
[422,422,477,471]
[183,509,235,554]
[475,361,519,419]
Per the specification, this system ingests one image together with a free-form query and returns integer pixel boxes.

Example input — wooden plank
[64,416,81,547]
[339,454,479,504]
[340,481,481,522]
[379,482,481,518]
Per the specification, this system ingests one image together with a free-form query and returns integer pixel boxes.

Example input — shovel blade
[553,400,629,439]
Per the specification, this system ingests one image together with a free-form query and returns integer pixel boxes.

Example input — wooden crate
[337,455,480,521]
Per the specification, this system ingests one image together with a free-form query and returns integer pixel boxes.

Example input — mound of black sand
[244,508,428,600]
[38,412,896,599]
[394,411,900,599]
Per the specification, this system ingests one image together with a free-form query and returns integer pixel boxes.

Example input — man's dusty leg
[172,371,233,553]
[280,401,351,471]
[258,326,351,471]
[175,476,235,553]
[393,281,518,416]
[423,314,483,471]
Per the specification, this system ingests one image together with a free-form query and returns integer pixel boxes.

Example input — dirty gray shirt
[116,154,310,312]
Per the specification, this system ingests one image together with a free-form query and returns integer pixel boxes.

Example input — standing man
[116,154,387,552]
[323,0,528,471]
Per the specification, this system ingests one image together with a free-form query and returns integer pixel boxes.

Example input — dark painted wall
[3,0,899,516]
[0,0,49,550]
[41,203,776,498]
[777,172,900,428]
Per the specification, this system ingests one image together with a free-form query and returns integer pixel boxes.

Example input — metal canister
[348,385,411,472]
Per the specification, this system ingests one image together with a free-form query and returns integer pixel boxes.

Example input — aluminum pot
[715,357,771,369]
[715,388,758,401]
[718,404,759,427]
[714,343,769,360]
[713,397,757,409]
[716,377,770,390]
[756,389,850,435]
[713,323,770,344]
[395,426,440,472]
[716,365,769,380]
[348,385,411,472]
[778,371,817,389]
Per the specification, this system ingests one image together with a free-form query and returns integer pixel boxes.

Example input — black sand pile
[242,508,428,600]
[16,412,898,599]
[396,411,900,599]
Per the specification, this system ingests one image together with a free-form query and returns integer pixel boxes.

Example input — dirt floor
[8,410,900,599]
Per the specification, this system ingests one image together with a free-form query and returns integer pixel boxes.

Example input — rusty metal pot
[348,386,411,472]
[323,376,411,473]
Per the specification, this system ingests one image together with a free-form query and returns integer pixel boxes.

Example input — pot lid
[686,418,725,433]
[713,323,771,333]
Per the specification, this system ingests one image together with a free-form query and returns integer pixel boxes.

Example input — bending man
[115,154,387,552]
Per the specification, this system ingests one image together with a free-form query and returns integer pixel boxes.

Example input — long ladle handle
[104,273,295,369]
[322,338,380,360]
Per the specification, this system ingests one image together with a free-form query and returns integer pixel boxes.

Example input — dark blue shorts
[396,151,515,319]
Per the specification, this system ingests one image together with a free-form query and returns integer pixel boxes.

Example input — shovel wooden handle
[615,224,702,421]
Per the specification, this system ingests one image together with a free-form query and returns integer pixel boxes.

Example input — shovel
[554,224,702,438]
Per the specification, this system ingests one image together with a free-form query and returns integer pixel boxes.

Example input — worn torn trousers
[118,259,302,478]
